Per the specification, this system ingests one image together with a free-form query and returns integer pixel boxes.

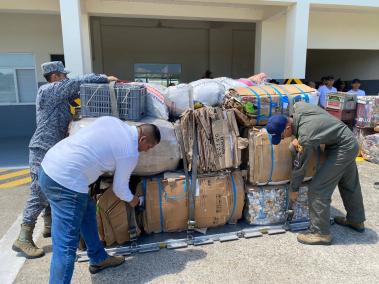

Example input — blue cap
[41,61,70,76]
[266,115,288,145]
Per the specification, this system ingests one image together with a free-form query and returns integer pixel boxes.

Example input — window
[0,53,38,104]
[50,54,65,66]
[134,63,181,87]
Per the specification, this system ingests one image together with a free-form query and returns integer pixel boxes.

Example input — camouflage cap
[41,61,70,76]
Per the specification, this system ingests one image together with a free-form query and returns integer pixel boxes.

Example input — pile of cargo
[71,75,324,247]
[325,93,379,164]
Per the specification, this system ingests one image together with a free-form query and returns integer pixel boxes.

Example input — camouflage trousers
[22,148,50,225]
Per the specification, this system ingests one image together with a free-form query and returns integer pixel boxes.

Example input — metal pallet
[76,224,297,262]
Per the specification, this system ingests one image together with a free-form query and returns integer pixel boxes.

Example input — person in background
[307,81,316,89]
[12,61,117,259]
[335,79,347,92]
[269,79,280,84]
[202,70,213,79]
[318,76,337,108]
[348,79,366,96]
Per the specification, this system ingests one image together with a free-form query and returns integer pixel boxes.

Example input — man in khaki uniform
[266,102,366,245]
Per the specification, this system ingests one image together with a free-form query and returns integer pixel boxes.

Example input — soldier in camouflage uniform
[12,61,117,258]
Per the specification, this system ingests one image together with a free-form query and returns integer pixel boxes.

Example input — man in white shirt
[348,79,366,97]
[38,116,161,283]
[318,76,337,108]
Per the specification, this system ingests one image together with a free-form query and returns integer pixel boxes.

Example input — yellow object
[0,169,30,181]
[356,157,365,162]
[284,78,303,84]
[70,98,81,115]
[0,177,32,189]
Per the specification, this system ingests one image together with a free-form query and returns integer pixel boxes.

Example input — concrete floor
[5,161,379,284]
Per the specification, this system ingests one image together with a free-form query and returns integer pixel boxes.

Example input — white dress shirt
[42,116,139,202]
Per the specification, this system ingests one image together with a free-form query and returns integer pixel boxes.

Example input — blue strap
[228,174,237,222]
[266,132,275,183]
[157,179,164,232]
[257,86,273,117]
[268,85,284,114]
[246,87,261,125]
[142,178,147,197]
[293,85,309,103]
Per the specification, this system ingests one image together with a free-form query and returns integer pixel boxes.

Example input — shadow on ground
[89,248,207,283]
[330,206,378,246]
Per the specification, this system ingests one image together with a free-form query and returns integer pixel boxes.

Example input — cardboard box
[326,92,357,110]
[226,84,319,125]
[179,107,243,173]
[141,171,245,234]
[96,187,141,247]
[327,109,356,122]
[248,129,323,185]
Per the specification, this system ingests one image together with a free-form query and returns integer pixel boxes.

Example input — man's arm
[289,142,314,193]
[54,74,113,102]
[112,156,138,204]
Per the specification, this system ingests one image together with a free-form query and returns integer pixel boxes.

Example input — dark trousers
[308,140,366,235]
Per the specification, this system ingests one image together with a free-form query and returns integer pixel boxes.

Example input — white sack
[69,117,180,176]
[213,77,247,90]
[144,83,169,120]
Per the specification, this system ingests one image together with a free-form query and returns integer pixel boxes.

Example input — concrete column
[254,13,287,79]
[284,1,310,79]
[59,0,92,77]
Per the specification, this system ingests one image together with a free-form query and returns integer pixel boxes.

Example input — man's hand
[107,76,118,82]
[128,195,139,207]
[289,191,299,203]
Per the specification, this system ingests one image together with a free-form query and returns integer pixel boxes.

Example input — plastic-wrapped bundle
[213,77,247,90]
[361,134,379,164]
[353,127,375,156]
[244,183,309,225]
[356,96,379,128]
[165,79,226,117]
[226,84,319,126]
[244,184,287,225]
[292,185,309,222]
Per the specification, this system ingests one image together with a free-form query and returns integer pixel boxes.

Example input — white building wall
[0,13,63,82]
[255,13,286,79]
[308,10,379,50]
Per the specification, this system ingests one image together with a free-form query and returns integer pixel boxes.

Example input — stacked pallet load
[141,106,247,234]
[70,77,322,249]
[354,96,379,164]
[221,83,321,226]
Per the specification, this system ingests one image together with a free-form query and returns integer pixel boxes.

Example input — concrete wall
[0,13,63,82]
[308,10,379,50]
[91,17,255,82]
[0,13,62,138]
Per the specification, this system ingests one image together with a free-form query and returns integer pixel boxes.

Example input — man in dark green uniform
[266,102,366,245]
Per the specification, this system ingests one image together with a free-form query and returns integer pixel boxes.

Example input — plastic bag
[213,77,247,90]
[144,83,169,120]
[190,79,225,105]
[165,84,193,117]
